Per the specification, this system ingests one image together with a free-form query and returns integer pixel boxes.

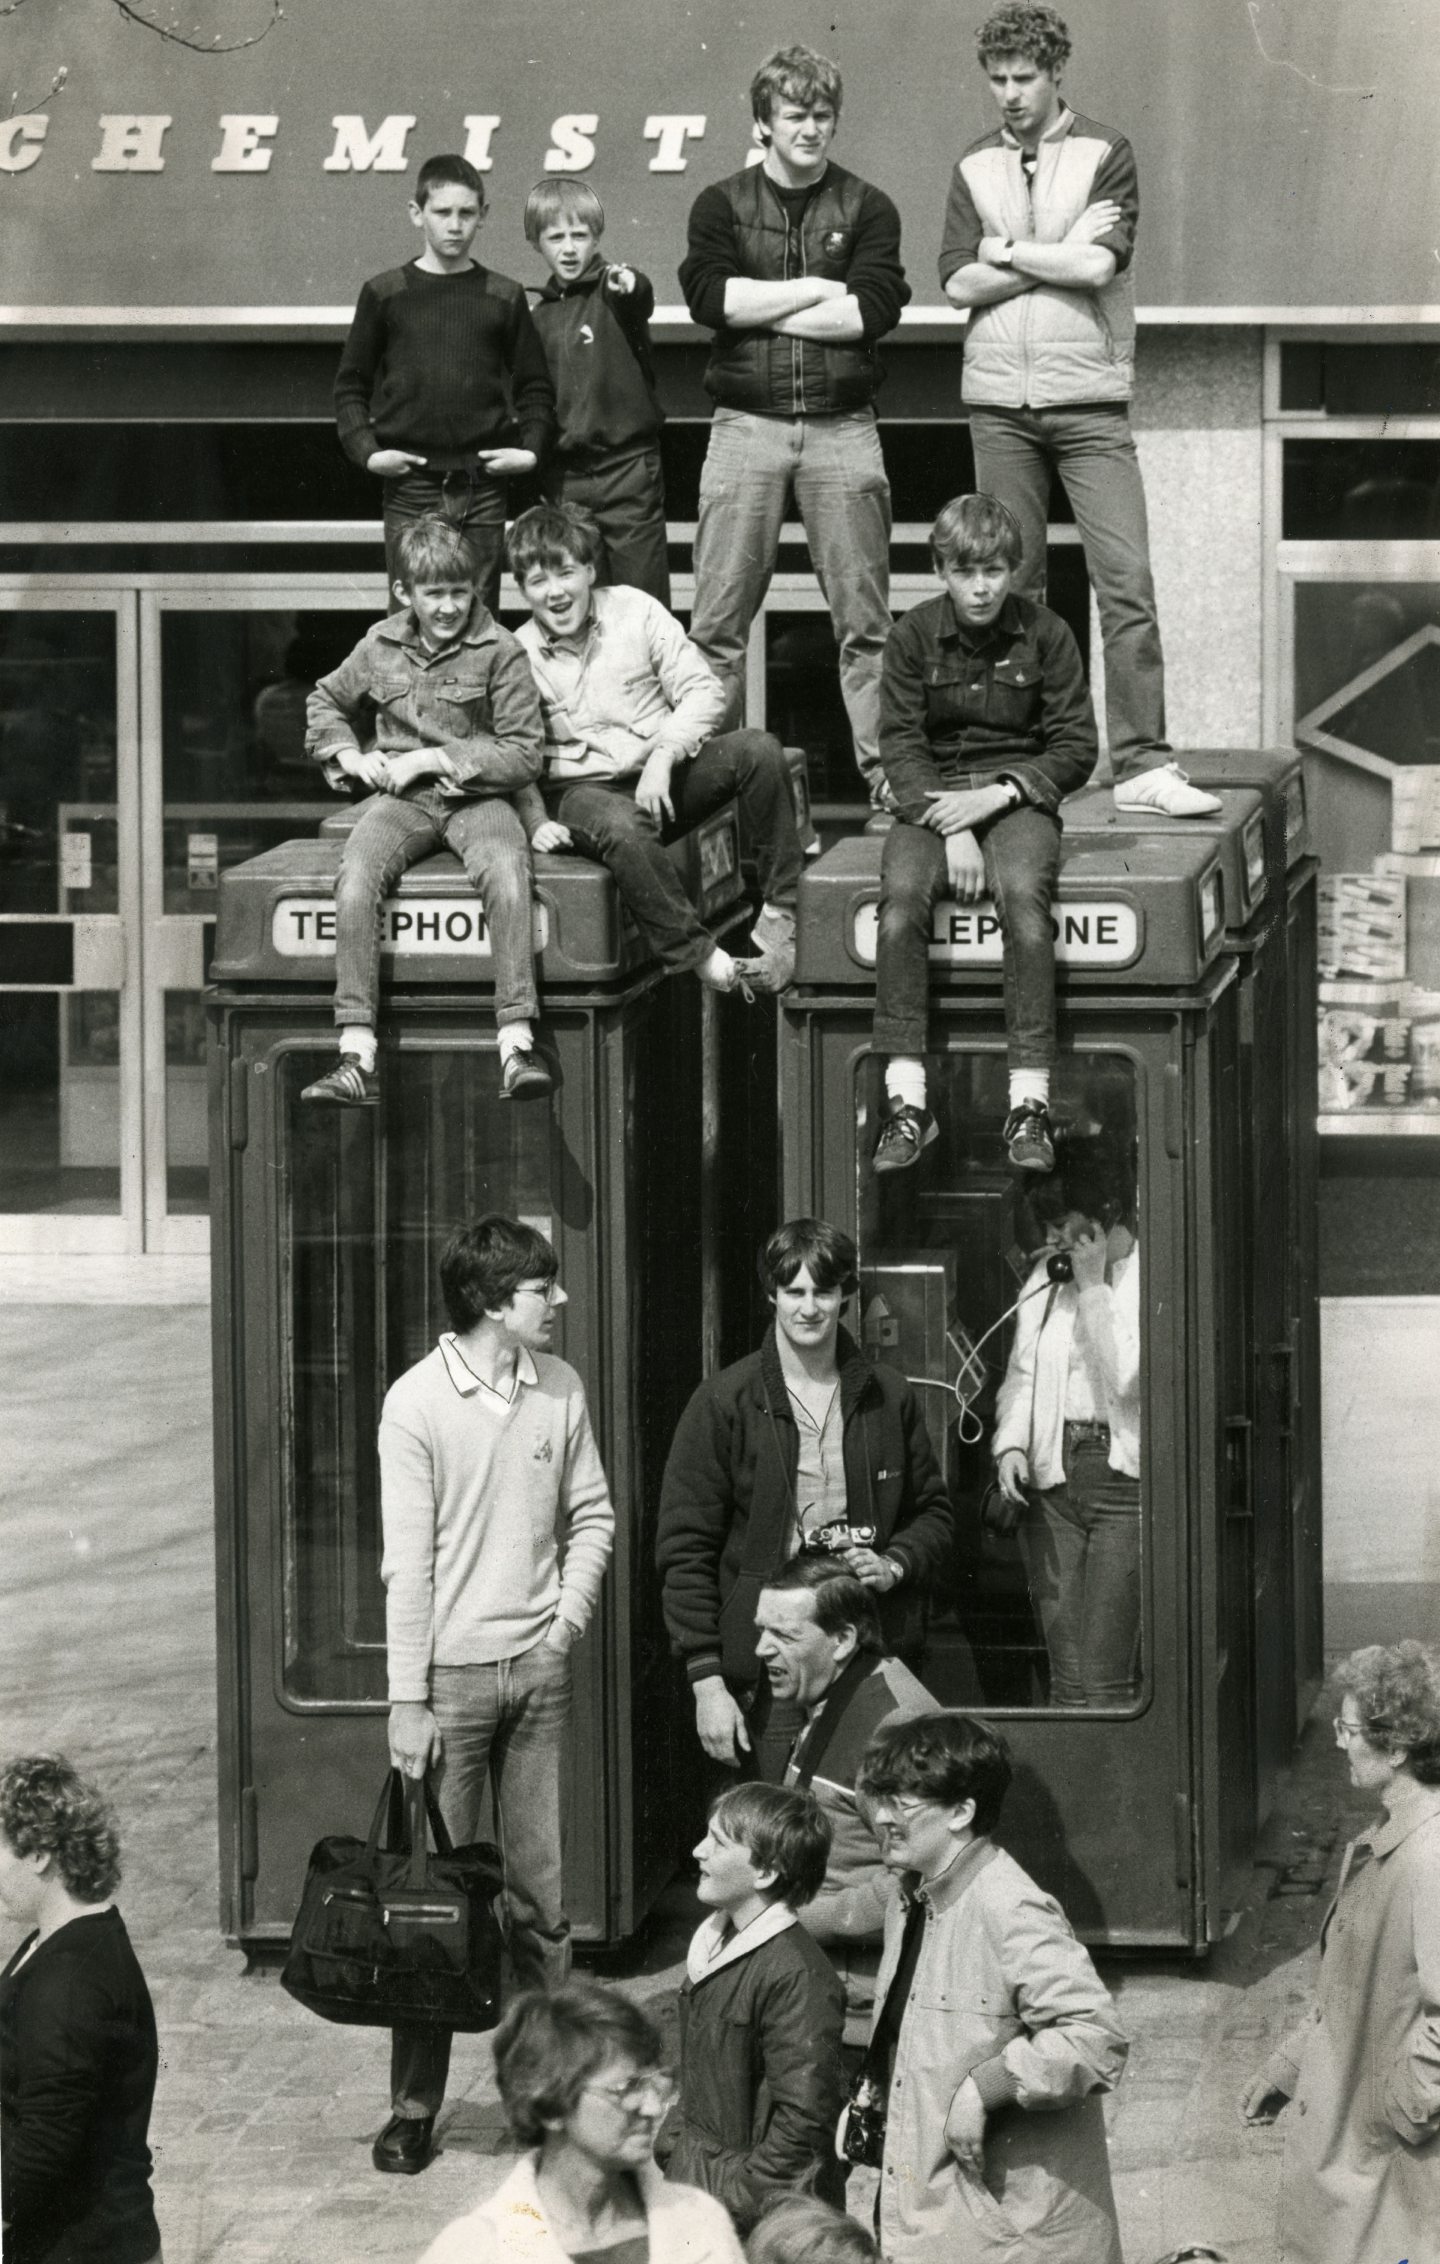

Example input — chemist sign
[850,897,1142,969]
[271,898,549,959]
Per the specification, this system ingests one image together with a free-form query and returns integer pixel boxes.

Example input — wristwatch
[993,238,1016,267]
[998,777,1023,808]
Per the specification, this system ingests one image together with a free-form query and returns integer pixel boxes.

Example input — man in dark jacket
[678,43,910,801]
[657,1218,954,1782]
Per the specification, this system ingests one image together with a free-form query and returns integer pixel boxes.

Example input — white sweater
[379,1337,615,1701]
[992,1247,1141,1487]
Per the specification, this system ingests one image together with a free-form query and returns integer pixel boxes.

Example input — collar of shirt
[1366,1777,1440,1859]
[539,257,607,302]
[530,602,604,666]
[902,1834,998,1916]
[438,1334,540,1402]
[1000,101,1075,154]
[940,591,1024,655]
[686,1898,796,1984]
[376,597,498,668]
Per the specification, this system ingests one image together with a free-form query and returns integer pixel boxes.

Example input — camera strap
[789,1651,876,1790]
[857,1890,927,2092]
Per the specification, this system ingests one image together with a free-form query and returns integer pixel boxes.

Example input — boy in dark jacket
[525,176,669,606]
[670,1782,845,2232]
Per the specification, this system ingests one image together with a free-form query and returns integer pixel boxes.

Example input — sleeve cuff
[686,1654,724,1686]
[968,2055,1020,2111]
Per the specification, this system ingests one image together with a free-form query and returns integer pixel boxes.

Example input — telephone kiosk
[205,809,768,1958]
[780,782,1320,1951]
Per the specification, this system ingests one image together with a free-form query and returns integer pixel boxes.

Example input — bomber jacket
[680,162,909,416]
[305,598,544,800]
[530,259,664,460]
[657,1324,954,1687]
[939,107,1138,410]
[879,590,1097,822]
[669,1905,845,2232]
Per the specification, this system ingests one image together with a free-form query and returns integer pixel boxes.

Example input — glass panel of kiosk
[856,1048,1143,1716]
[279,1046,553,1706]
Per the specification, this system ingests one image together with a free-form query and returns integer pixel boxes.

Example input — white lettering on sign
[850,897,1141,968]
[212,115,280,173]
[0,115,48,173]
[462,115,501,170]
[271,898,550,959]
[323,115,416,173]
[643,114,706,171]
[93,115,172,172]
[544,114,598,171]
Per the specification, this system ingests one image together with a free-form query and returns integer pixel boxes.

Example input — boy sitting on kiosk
[508,502,802,995]
[302,515,552,1106]
[872,493,1097,1175]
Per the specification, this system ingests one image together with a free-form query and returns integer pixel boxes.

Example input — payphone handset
[862,1256,1070,1447]
[902,1253,1073,1443]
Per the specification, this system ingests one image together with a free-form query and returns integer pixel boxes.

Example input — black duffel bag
[281,1769,505,2031]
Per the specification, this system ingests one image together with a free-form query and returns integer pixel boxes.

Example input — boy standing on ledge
[335,152,556,609]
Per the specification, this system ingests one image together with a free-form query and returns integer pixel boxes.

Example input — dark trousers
[543,443,670,608]
[873,798,1062,1069]
[382,468,509,613]
[556,729,801,975]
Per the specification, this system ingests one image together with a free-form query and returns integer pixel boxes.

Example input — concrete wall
[1090,327,1266,753]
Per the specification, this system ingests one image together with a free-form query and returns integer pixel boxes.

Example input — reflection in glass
[160,611,380,808]
[281,1046,553,1703]
[0,613,117,915]
[164,992,210,1214]
[856,1049,1141,1711]
[764,616,865,807]
[0,991,122,1213]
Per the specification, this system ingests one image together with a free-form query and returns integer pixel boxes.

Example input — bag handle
[362,1769,457,1883]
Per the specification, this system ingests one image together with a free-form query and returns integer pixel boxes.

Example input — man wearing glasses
[373,1213,616,2176]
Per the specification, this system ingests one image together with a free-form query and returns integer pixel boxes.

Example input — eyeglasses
[583,2070,678,2117]
[515,1278,561,1306]
[1333,1714,1373,1746]
[866,1794,934,1826]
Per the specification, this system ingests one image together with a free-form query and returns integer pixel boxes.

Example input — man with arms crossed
[680,42,910,802]
[940,3,1219,818]
[375,1215,615,2177]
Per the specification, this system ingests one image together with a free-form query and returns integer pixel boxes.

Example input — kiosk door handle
[1224,1415,1253,1520]
[1269,1334,1295,1436]
[229,1057,249,1150]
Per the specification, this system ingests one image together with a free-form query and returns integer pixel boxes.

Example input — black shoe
[372,2114,435,2175]
[873,1104,938,1175]
[499,1045,554,1102]
[301,1056,379,1107]
[1004,1101,1055,1173]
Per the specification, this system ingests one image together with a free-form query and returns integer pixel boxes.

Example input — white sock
[697,945,736,989]
[497,1020,534,1064]
[885,1057,928,1113]
[1009,1068,1050,1111]
[339,1025,376,1072]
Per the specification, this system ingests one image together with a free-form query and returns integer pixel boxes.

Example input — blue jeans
[382,468,509,614]
[968,403,1165,777]
[872,795,1061,1069]
[689,407,893,794]
[1020,1426,1141,1707]
[333,789,538,1031]
[390,1643,574,2118]
[556,729,801,976]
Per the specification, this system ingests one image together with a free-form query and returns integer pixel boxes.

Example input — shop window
[1279,341,1440,417]
[1283,440,1440,541]
[855,1048,1144,1713]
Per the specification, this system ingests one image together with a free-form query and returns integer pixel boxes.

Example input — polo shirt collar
[686,1899,796,1984]
[940,590,1023,652]
[438,1335,540,1399]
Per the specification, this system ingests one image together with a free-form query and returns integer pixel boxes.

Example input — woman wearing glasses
[417,1981,745,2263]
[1239,1640,1440,2263]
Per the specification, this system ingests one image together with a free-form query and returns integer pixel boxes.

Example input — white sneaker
[1113,761,1222,818]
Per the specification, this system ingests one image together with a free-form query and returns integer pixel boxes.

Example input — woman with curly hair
[1240,1641,1440,2262]
[0,1755,161,2264]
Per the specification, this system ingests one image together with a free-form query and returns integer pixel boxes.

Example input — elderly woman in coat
[855,1711,1127,2264]
[1240,1639,1440,2264]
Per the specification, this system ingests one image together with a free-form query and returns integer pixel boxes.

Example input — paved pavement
[0,1303,1384,2264]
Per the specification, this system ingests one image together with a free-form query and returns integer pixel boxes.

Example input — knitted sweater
[379,1336,615,1701]
[334,261,557,472]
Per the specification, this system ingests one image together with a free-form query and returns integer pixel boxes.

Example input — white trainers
[1113,761,1222,818]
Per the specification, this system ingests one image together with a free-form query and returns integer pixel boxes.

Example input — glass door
[0,588,140,1253]
[140,578,386,1251]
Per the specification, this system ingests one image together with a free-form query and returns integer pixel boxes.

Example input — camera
[801,1520,877,1557]
[839,2076,887,2168]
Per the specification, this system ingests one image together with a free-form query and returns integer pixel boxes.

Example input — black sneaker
[300,1056,379,1107]
[873,1104,938,1175]
[1004,1100,1055,1173]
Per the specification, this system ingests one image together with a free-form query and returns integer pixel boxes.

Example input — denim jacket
[879,591,1097,823]
[305,598,543,799]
